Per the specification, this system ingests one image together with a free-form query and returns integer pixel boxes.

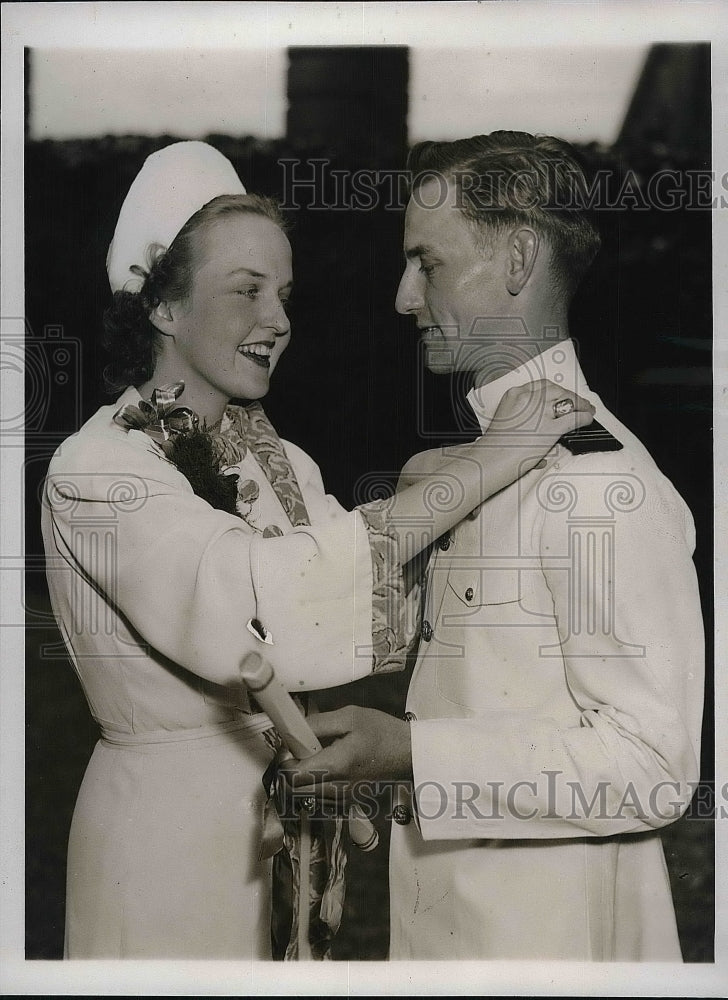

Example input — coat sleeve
[411,449,704,839]
[45,429,377,690]
[285,437,418,673]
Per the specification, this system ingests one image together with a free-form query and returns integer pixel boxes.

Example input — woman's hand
[398,380,594,491]
[476,378,595,474]
[489,379,595,439]
[374,380,595,564]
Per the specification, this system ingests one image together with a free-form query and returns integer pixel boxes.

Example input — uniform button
[392,804,412,825]
[465,587,474,602]
[404,711,417,723]
[421,620,433,642]
[438,534,451,551]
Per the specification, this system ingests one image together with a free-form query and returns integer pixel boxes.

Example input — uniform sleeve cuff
[358,500,418,674]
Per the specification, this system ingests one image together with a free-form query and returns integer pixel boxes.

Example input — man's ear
[505,227,539,296]
[149,301,175,335]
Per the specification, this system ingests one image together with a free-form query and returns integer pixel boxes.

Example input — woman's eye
[236,287,258,299]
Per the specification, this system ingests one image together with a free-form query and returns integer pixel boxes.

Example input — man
[284,132,704,960]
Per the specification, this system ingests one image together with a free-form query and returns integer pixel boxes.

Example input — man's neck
[471,321,570,389]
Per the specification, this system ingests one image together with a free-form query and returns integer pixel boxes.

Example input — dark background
[24,44,714,961]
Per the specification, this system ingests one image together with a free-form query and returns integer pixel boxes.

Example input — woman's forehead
[195,213,292,274]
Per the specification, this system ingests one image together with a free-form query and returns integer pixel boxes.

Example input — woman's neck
[138,367,229,428]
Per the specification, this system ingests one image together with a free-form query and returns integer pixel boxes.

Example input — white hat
[106,141,247,293]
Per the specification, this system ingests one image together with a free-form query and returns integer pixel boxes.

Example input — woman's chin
[232,369,272,401]
[229,381,271,404]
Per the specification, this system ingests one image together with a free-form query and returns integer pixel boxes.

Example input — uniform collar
[465,339,592,432]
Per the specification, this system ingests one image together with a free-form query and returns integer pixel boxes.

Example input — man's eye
[419,263,435,277]
[237,287,258,299]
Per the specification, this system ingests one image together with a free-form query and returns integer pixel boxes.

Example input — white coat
[389,341,704,961]
[41,387,396,958]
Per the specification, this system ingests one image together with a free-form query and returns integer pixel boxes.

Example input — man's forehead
[404,178,470,249]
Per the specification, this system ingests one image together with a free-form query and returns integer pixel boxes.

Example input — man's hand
[278,706,413,804]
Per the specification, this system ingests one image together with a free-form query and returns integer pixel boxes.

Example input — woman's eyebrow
[227,267,293,291]
[227,266,266,278]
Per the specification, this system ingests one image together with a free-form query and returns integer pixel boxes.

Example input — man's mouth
[238,341,274,369]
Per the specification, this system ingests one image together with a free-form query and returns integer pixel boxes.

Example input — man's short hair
[407,131,601,300]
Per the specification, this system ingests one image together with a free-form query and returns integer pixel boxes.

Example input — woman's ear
[505,227,540,296]
[149,301,175,335]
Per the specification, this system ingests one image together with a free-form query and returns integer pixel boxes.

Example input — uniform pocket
[446,566,521,608]
[436,567,553,712]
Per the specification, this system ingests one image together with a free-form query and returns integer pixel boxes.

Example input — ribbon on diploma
[260,731,347,961]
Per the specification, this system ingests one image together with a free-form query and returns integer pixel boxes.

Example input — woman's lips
[241,352,270,369]
[238,341,274,368]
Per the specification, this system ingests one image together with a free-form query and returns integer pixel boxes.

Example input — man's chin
[424,350,456,375]
[426,364,454,376]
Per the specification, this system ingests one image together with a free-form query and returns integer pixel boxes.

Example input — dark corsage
[113,381,240,515]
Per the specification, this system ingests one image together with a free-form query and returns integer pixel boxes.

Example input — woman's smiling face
[160,212,293,403]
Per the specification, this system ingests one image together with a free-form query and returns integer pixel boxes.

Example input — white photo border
[2,2,726,995]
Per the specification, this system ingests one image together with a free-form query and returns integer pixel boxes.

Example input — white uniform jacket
[389,340,704,961]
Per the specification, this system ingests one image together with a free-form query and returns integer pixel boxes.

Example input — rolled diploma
[240,650,378,851]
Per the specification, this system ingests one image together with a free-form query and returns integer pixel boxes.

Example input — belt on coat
[99,713,275,749]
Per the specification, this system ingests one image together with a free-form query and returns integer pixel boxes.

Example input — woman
[41,141,594,959]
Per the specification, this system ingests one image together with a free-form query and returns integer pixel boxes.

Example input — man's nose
[395,268,423,315]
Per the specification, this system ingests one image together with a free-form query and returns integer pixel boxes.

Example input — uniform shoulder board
[559,419,623,455]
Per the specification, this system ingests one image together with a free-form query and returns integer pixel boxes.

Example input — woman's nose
[264,297,290,335]
[395,268,423,315]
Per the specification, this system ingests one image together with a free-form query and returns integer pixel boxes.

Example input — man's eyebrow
[404,243,437,261]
